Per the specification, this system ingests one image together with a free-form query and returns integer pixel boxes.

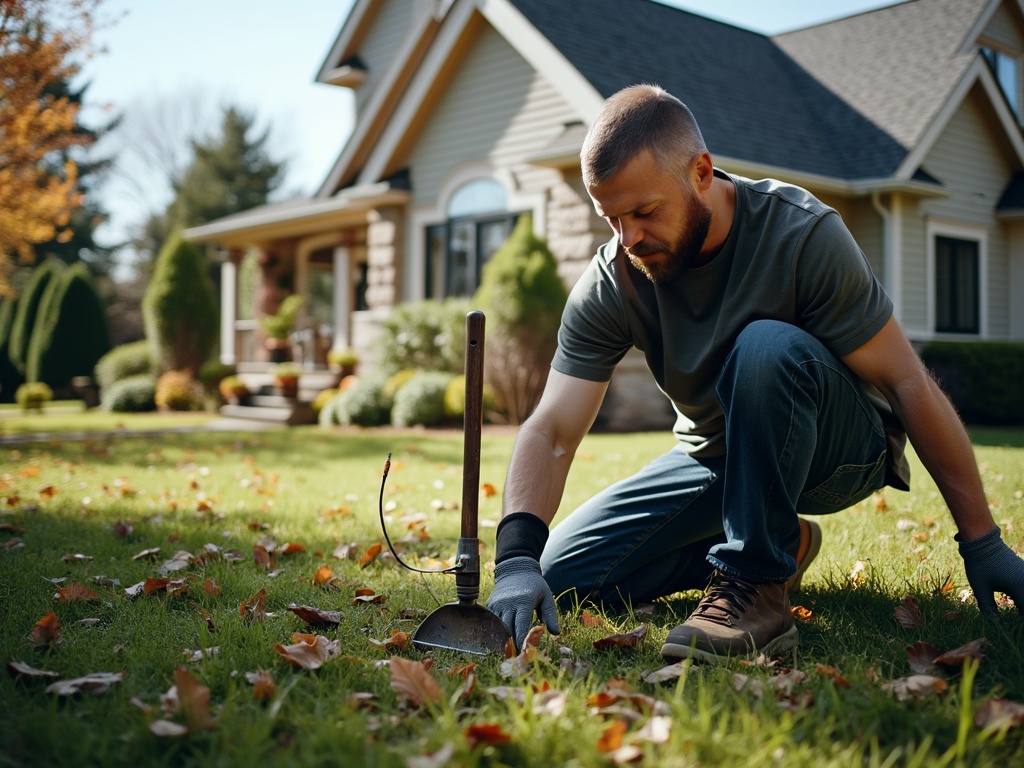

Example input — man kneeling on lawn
[486,84,1024,662]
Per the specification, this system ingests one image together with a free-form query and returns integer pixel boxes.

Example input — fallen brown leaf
[359,542,383,568]
[481,483,497,498]
[368,630,411,651]
[273,634,342,670]
[288,604,344,626]
[54,583,99,602]
[882,674,949,702]
[174,666,217,732]
[131,547,161,561]
[390,656,443,707]
[894,595,924,629]
[113,520,133,538]
[933,638,988,671]
[975,698,1024,731]
[246,669,276,703]
[582,610,610,629]
[28,612,61,647]
[313,565,335,585]
[239,588,267,623]
[7,660,60,679]
[45,670,127,696]
[643,662,689,684]
[353,592,388,606]
[280,542,306,555]
[597,719,628,752]
[594,623,648,651]
[906,641,942,674]
[465,722,511,747]
[203,578,221,597]
[253,544,272,569]
[791,605,814,621]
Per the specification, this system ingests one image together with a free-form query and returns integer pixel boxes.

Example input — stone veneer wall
[366,206,403,309]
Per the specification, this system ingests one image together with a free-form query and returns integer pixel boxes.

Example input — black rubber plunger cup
[411,311,512,655]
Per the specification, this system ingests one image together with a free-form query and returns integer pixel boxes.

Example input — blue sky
[77,0,899,248]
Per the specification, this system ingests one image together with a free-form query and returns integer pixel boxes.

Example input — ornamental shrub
[473,215,567,424]
[142,232,218,375]
[332,373,392,426]
[155,370,205,411]
[95,341,155,392]
[443,374,498,421]
[26,263,112,390]
[383,369,418,400]
[920,341,1024,424]
[0,296,24,403]
[391,371,455,428]
[15,382,52,413]
[377,298,469,375]
[101,374,157,412]
[8,259,63,375]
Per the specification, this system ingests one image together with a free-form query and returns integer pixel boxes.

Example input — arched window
[425,179,521,298]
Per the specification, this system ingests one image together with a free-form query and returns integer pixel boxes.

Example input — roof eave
[183,186,411,246]
[717,156,949,198]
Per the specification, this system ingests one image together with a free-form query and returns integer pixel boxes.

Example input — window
[983,47,1020,117]
[934,236,979,334]
[425,179,520,298]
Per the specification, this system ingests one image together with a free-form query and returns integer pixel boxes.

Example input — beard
[625,189,712,283]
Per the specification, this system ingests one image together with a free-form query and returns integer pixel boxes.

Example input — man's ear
[691,152,714,191]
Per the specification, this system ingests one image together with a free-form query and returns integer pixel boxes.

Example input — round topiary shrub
[391,371,455,428]
[442,375,499,420]
[102,375,157,413]
[95,341,155,392]
[335,373,392,426]
[383,369,418,400]
[317,391,345,427]
[15,382,53,413]
[155,370,205,411]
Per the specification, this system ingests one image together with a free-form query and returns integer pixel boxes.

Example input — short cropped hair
[581,84,707,187]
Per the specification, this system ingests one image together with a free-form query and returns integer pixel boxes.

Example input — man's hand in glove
[487,555,560,652]
[958,527,1024,616]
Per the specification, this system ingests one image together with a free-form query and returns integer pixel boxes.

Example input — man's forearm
[893,374,994,540]
[501,419,576,525]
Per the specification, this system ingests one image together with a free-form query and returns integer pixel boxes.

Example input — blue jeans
[539,320,890,607]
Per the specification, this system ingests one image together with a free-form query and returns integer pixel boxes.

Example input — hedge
[920,341,1024,424]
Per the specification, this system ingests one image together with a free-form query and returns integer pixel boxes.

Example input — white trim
[219,259,237,366]
[317,5,438,196]
[476,0,605,123]
[316,0,374,83]
[872,192,904,328]
[958,0,1024,55]
[896,57,1024,179]
[925,219,989,340]
[332,246,352,349]
[404,163,545,301]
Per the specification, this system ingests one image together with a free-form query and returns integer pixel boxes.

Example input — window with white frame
[424,178,521,298]
[934,235,980,335]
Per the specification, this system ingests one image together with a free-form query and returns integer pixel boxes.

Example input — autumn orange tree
[0,0,100,297]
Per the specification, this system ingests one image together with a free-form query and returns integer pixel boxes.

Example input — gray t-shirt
[554,170,909,486]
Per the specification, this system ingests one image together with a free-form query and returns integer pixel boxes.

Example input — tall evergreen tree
[0,296,24,402]
[134,105,286,264]
[26,262,111,388]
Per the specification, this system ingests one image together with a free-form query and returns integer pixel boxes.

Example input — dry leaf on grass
[593,623,648,651]
[28,612,61,647]
[882,674,949,702]
[894,595,924,629]
[906,641,943,674]
[368,630,411,651]
[975,698,1024,731]
[643,661,689,684]
[131,547,161,561]
[53,582,99,602]
[46,670,127,696]
[464,722,511,747]
[7,660,60,679]
[246,669,276,703]
[182,647,219,662]
[253,544,273,569]
[61,553,93,562]
[933,638,988,671]
[150,667,216,736]
[359,543,383,568]
[353,591,389,606]
[239,588,267,623]
[597,719,628,752]
[273,634,342,670]
[288,604,344,626]
[390,656,443,707]
[203,579,221,597]
[791,605,814,621]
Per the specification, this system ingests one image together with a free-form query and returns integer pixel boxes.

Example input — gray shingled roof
[508,0,988,183]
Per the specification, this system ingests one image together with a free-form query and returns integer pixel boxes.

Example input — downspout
[871,191,902,325]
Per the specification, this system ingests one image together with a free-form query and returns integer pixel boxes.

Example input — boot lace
[692,571,761,626]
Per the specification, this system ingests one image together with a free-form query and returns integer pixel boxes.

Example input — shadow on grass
[965,425,1024,448]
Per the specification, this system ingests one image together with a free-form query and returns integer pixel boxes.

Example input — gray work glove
[487,556,560,652]
[958,527,1024,616]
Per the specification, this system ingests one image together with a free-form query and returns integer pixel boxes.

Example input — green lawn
[0,402,219,438]
[1,424,1023,767]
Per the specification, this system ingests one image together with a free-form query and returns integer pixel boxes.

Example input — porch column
[219,253,239,365]
[332,246,351,349]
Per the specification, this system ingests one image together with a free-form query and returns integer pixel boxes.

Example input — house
[184,0,1024,428]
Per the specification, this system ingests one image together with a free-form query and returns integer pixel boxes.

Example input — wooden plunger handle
[460,311,485,540]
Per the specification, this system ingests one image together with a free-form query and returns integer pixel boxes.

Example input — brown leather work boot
[661,571,798,663]
[786,518,822,593]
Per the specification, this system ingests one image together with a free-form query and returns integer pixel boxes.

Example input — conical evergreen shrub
[141,232,218,375]
[8,259,64,375]
[0,296,24,402]
[26,263,112,389]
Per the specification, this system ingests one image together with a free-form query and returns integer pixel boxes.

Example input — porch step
[219,401,317,426]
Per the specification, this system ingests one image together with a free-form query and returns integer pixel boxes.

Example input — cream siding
[353,0,417,114]
[981,2,1024,50]
[404,23,577,208]
[900,197,930,333]
[918,88,1013,337]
